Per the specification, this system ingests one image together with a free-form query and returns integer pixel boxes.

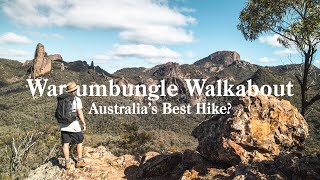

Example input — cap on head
[66,81,79,93]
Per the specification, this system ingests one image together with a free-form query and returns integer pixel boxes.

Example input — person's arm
[77,109,86,131]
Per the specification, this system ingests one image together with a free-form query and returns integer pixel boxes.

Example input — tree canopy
[238,0,320,116]
[238,0,320,56]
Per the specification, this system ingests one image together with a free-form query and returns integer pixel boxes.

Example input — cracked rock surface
[192,91,309,165]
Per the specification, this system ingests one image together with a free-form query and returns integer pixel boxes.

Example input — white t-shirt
[60,96,83,132]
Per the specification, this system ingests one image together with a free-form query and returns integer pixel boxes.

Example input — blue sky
[0,0,318,73]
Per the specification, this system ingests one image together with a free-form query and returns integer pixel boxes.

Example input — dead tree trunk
[10,134,37,178]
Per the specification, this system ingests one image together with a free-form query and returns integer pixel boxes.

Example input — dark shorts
[61,131,84,144]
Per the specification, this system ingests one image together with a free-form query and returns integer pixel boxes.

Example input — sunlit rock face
[192,91,309,165]
[32,43,63,77]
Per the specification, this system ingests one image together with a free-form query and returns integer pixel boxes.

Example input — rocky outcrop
[31,43,63,77]
[138,152,183,178]
[60,62,65,71]
[192,91,309,165]
[88,61,96,72]
[127,92,315,180]
[27,146,139,180]
[145,62,206,105]
[22,60,33,67]
[230,152,320,179]
[114,78,145,102]
[26,146,320,180]
[32,43,49,77]
[151,62,185,79]
[232,60,258,71]
[194,51,240,66]
[126,149,215,179]
[47,54,63,61]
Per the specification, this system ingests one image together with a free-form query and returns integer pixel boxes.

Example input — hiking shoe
[76,160,86,168]
[65,161,71,170]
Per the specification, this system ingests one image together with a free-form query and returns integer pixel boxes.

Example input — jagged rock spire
[31,43,63,78]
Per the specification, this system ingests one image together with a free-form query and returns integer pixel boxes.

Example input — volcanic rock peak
[31,43,63,77]
[194,50,240,66]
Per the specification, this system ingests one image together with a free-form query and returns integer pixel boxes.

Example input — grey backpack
[55,93,77,124]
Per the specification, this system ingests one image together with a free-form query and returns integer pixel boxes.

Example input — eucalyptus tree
[238,0,320,116]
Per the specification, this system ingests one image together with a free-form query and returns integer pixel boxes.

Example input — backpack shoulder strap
[73,96,79,110]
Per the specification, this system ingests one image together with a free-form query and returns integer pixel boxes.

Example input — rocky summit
[192,90,309,165]
[194,51,240,66]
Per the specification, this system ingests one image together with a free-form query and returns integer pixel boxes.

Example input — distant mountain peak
[194,50,240,66]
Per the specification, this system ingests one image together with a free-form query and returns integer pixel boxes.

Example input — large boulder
[192,91,309,165]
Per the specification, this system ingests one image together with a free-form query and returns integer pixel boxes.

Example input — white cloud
[0,49,31,60]
[0,32,32,45]
[257,57,275,63]
[259,34,282,47]
[94,44,181,64]
[119,26,193,44]
[27,32,64,40]
[51,33,64,40]
[315,60,320,64]
[26,32,48,38]
[176,7,196,13]
[274,48,298,56]
[2,0,195,45]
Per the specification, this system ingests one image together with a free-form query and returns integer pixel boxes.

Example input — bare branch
[10,133,38,176]
[291,4,304,18]
[306,93,320,107]
[295,74,303,86]
[270,28,297,43]
[305,107,314,118]
[43,143,57,163]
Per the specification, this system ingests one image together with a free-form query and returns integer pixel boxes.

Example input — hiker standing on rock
[55,81,86,170]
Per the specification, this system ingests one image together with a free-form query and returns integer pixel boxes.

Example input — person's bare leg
[63,143,70,160]
[77,143,83,159]
[76,143,86,167]
[63,143,71,169]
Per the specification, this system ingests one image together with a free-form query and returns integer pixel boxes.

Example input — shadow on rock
[124,150,229,180]
[48,157,64,169]
[229,152,320,179]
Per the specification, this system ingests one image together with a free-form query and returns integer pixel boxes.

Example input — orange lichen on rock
[192,91,309,165]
